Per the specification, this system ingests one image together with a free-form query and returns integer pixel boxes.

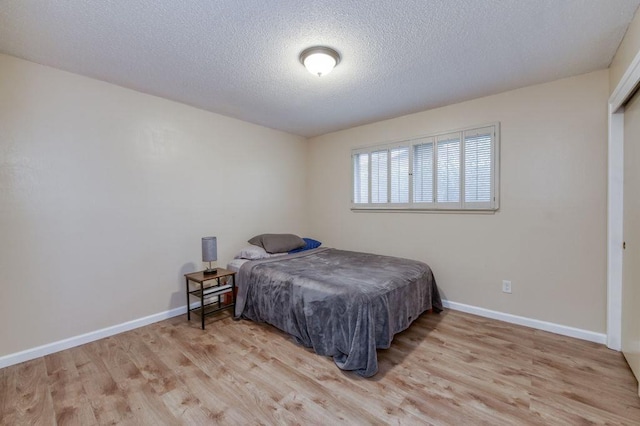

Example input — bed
[229,247,442,377]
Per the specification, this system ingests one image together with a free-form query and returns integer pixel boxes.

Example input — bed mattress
[234,247,442,377]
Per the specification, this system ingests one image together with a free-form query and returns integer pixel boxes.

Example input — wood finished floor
[1,309,639,425]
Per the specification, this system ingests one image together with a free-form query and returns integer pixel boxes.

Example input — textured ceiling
[0,0,639,137]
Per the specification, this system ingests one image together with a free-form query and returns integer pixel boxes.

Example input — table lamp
[202,236,217,275]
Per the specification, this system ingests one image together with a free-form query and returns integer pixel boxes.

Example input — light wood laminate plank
[1,309,639,425]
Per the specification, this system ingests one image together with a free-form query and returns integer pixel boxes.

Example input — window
[436,133,461,204]
[371,150,388,203]
[413,139,433,203]
[353,153,369,203]
[390,147,409,203]
[351,123,499,211]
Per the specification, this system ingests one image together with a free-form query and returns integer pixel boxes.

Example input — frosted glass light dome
[300,46,341,77]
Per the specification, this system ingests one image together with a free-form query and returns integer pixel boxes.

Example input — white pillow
[234,244,271,260]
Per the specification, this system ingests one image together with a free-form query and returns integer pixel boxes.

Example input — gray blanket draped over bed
[235,247,442,377]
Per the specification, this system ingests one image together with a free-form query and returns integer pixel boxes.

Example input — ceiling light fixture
[299,46,340,77]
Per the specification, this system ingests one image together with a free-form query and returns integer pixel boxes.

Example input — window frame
[351,123,500,212]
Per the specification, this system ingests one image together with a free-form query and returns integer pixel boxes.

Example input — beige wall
[0,50,612,358]
[610,7,640,93]
[0,54,307,357]
[307,70,609,333]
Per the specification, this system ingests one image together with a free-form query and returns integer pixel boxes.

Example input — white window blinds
[390,147,409,203]
[413,140,433,203]
[371,150,388,203]
[352,123,498,211]
[353,153,369,204]
[464,128,493,204]
[436,134,461,203]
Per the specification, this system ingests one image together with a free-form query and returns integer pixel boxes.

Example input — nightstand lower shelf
[189,300,234,318]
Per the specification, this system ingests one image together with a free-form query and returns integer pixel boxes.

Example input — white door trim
[608,50,640,350]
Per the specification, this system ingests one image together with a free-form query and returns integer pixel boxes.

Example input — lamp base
[203,268,218,275]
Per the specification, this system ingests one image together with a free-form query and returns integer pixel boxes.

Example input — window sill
[351,206,498,214]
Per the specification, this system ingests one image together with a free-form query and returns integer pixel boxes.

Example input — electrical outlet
[502,280,512,294]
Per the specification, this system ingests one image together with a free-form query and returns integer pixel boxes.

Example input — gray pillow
[248,233,305,254]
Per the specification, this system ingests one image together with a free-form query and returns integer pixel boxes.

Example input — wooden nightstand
[185,268,236,329]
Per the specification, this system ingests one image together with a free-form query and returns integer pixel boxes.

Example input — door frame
[608,50,640,350]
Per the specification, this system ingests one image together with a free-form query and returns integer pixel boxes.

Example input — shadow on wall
[169,262,198,309]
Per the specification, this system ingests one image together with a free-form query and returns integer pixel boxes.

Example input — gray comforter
[235,248,442,377]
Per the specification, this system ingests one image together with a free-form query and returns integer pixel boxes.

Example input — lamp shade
[201,237,217,262]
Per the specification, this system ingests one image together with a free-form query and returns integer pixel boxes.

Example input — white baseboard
[0,299,608,370]
[442,300,607,345]
[0,304,192,370]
